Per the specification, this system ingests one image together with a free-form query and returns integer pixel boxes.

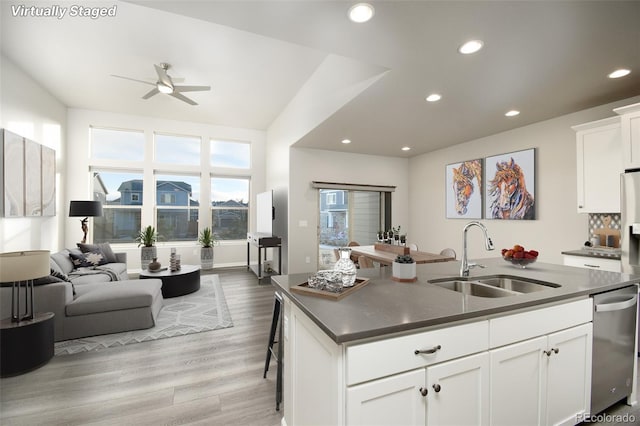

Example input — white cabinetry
[614,103,640,170]
[563,254,621,273]
[283,297,593,426]
[490,324,592,426]
[573,116,622,213]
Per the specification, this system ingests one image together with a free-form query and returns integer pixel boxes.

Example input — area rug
[54,274,233,355]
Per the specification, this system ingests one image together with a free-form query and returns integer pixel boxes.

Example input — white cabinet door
[562,254,621,273]
[347,369,426,426]
[545,323,593,426]
[490,336,547,426]
[574,117,622,213]
[615,103,640,169]
[426,352,490,426]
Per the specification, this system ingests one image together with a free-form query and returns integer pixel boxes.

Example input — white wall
[66,108,267,269]
[0,55,67,253]
[288,147,409,274]
[409,95,640,265]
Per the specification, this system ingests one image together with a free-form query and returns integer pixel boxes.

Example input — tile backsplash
[588,213,621,245]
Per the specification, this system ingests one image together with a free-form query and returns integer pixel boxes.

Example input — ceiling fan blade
[111,74,155,86]
[154,64,173,87]
[142,88,160,99]
[174,85,211,93]
[169,91,198,105]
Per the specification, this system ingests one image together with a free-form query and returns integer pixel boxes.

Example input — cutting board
[592,216,620,248]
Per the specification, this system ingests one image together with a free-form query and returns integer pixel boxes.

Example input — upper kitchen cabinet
[573,116,622,213]
[614,103,640,170]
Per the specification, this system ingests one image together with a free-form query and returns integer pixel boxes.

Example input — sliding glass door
[318,189,388,268]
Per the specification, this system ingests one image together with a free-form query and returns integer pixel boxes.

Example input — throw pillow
[77,242,118,263]
[69,250,108,268]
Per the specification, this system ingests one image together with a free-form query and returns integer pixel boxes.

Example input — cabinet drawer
[563,255,621,272]
[346,321,488,386]
[489,298,592,348]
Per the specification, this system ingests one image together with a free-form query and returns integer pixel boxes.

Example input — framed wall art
[484,148,536,220]
[445,158,483,219]
[1,129,56,217]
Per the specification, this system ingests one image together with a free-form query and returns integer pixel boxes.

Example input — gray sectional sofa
[0,248,164,342]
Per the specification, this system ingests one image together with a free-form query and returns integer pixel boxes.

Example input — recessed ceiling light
[341,139,351,144]
[348,3,374,23]
[426,94,442,102]
[458,40,484,55]
[608,69,631,79]
[401,146,411,151]
[505,110,520,117]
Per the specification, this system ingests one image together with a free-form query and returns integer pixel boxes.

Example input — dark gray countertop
[272,258,639,344]
[561,248,621,260]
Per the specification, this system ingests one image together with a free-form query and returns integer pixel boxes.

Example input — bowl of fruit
[502,245,539,268]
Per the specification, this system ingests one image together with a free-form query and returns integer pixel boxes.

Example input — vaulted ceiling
[2,1,639,157]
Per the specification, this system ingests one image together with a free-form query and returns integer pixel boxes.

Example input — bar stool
[263,291,283,411]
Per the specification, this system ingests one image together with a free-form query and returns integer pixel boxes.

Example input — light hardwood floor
[2,269,640,425]
[0,268,284,426]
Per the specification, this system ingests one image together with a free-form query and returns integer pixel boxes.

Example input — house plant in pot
[198,227,217,270]
[392,254,416,282]
[135,225,157,270]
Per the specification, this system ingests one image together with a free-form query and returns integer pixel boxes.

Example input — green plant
[395,254,415,264]
[198,227,217,248]
[392,225,402,235]
[135,225,157,247]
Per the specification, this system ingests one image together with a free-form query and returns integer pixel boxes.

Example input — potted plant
[198,227,217,270]
[392,254,417,282]
[135,225,157,270]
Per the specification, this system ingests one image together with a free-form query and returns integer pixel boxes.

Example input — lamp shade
[69,201,102,217]
[0,250,50,282]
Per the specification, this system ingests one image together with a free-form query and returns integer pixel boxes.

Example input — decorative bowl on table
[501,245,539,268]
[503,256,537,268]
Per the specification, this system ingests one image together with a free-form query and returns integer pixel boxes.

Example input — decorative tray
[290,278,370,301]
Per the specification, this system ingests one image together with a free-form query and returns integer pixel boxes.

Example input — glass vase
[334,247,357,287]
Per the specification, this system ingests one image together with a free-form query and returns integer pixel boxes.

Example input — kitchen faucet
[460,221,495,277]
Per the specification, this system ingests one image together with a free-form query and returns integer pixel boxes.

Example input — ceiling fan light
[157,82,173,94]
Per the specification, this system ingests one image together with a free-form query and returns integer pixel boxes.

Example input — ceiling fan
[111,63,210,105]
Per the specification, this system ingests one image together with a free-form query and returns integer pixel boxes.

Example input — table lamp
[69,201,103,243]
[0,250,50,322]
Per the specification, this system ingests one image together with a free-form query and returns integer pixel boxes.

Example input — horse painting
[452,159,482,216]
[488,157,535,220]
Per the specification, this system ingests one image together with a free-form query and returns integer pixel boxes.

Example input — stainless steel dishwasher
[590,285,638,415]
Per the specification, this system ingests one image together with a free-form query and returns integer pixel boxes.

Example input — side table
[1,312,55,377]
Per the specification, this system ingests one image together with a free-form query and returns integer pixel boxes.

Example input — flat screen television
[256,190,274,235]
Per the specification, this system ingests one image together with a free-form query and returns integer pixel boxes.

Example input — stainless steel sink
[429,279,519,298]
[475,276,560,293]
[428,275,560,297]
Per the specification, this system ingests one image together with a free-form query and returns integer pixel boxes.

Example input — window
[92,170,143,243]
[91,127,144,161]
[211,140,250,169]
[155,133,201,165]
[211,177,249,240]
[326,193,337,205]
[155,174,200,242]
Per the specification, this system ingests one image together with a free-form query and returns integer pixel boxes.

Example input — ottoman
[62,279,164,340]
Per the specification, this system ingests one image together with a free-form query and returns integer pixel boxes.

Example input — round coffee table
[139,264,201,298]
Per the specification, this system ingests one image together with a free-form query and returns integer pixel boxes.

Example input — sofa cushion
[51,250,75,274]
[69,271,113,285]
[66,279,163,316]
[69,250,108,267]
[77,242,117,263]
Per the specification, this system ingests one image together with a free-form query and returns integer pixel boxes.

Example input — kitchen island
[272,258,639,426]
